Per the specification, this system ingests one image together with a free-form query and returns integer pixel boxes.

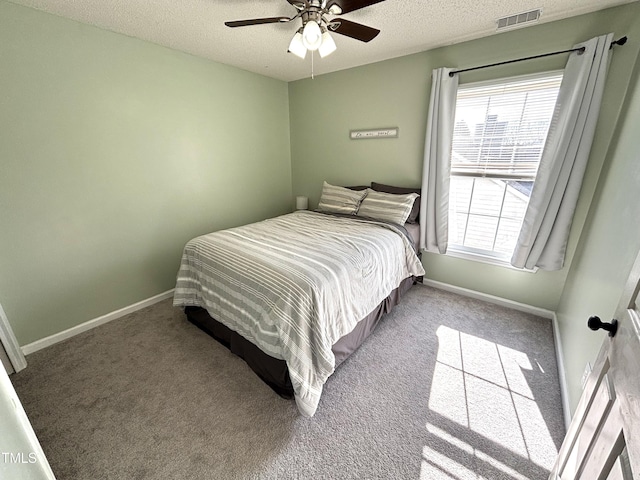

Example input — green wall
[289,3,640,311]
[555,47,640,413]
[0,1,292,345]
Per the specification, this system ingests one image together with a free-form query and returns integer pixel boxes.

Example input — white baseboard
[421,279,554,318]
[421,279,571,429]
[552,313,572,431]
[21,289,175,356]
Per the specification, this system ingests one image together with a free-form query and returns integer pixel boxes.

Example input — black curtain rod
[449,36,628,77]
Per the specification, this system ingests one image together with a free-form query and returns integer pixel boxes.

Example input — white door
[0,361,56,479]
[1,342,14,374]
[0,301,27,374]
[549,250,640,479]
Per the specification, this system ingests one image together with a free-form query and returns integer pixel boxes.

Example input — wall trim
[0,302,27,373]
[21,289,175,356]
[422,279,554,318]
[422,279,571,429]
[552,312,572,430]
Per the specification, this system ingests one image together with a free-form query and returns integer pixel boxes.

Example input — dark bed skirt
[185,276,416,399]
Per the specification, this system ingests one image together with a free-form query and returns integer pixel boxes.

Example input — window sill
[445,246,538,273]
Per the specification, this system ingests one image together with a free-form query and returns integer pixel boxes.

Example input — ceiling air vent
[496,9,541,31]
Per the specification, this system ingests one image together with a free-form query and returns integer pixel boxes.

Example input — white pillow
[317,181,367,215]
[356,188,419,225]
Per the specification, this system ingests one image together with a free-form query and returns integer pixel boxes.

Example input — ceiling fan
[225,0,386,59]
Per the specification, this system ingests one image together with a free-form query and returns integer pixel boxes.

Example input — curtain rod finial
[611,36,628,49]
[616,36,628,46]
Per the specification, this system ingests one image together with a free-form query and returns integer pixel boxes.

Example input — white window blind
[448,72,563,260]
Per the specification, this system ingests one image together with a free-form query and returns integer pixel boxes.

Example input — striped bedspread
[173,210,425,417]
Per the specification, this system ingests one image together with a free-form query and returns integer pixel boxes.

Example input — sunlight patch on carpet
[424,325,559,476]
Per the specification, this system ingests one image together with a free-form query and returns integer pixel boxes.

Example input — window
[448,72,563,265]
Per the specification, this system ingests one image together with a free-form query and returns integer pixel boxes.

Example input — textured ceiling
[7,0,638,81]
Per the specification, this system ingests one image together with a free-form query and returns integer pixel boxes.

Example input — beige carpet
[12,285,566,479]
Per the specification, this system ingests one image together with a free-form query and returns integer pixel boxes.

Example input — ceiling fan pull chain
[312,50,315,79]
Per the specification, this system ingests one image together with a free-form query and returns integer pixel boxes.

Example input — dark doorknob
[587,316,618,337]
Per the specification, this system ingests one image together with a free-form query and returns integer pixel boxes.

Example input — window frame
[446,70,564,270]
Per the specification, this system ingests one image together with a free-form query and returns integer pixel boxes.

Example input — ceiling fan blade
[286,0,308,9]
[225,17,291,28]
[327,18,380,42]
[326,0,386,15]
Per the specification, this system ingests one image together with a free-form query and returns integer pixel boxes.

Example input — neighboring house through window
[447,72,563,266]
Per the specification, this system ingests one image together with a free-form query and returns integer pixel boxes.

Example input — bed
[173,183,424,417]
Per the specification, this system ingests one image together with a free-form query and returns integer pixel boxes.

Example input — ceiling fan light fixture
[288,31,307,59]
[328,3,342,15]
[225,0,385,62]
[302,20,322,51]
[318,31,337,58]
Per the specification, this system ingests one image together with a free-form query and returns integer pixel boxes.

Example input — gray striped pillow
[317,181,367,215]
[356,188,419,225]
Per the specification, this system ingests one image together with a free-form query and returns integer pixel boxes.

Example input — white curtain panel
[419,67,459,253]
[511,33,614,271]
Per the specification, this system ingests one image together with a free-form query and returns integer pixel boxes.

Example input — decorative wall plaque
[349,128,399,139]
